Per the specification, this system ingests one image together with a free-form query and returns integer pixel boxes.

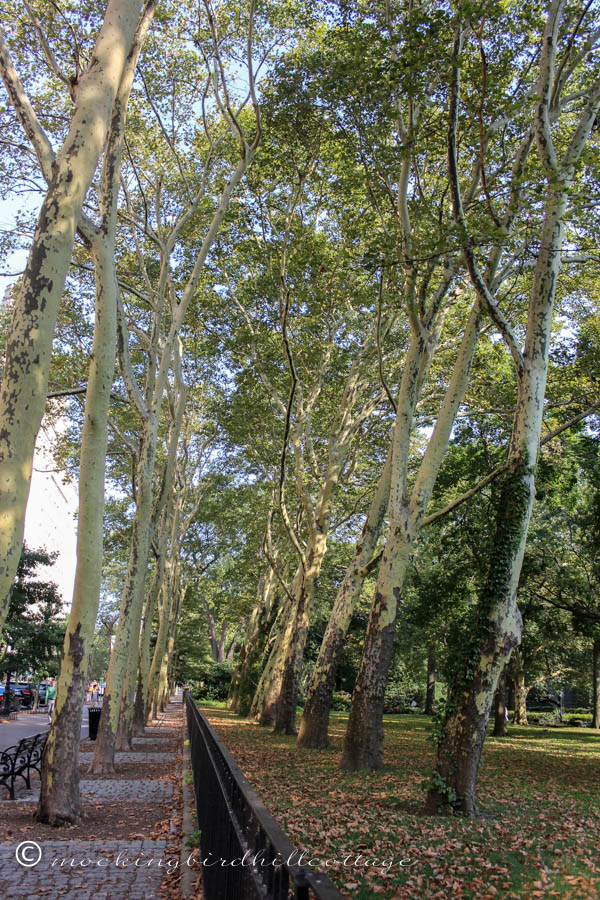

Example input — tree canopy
[0,0,599,829]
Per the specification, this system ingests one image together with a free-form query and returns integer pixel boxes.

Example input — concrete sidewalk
[0,700,183,899]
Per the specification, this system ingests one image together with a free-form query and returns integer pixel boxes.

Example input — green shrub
[384,682,422,714]
[526,710,561,725]
[331,691,352,711]
[192,661,233,701]
[526,710,592,726]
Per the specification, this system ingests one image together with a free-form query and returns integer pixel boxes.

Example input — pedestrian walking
[46,678,57,723]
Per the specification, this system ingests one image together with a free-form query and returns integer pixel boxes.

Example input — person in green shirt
[46,679,56,724]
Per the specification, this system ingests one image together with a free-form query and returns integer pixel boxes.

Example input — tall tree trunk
[341,298,478,770]
[152,576,182,719]
[341,538,412,770]
[134,490,176,734]
[492,669,508,737]
[424,226,546,816]
[298,452,391,748]
[115,623,142,750]
[90,36,259,764]
[200,594,222,661]
[514,682,529,724]
[226,625,241,663]
[158,618,177,711]
[425,645,437,716]
[36,3,155,816]
[147,588,171,720]
[132,668,146,737]
[228,580,265,711]
[120,350,186,748]
[257,320,381,733]
[0,0,143,626]
[37,236,118,822]
[146,478,184,722]
[592,637,600,730]
[133,581,159,736]
[252,622,288,725]
[147,583,175,720]
[425,3,600,816]
[229,518,282,714]
[425,471,528,816]
[511,650,529,725]
[90,426,156,774]
[229,590,279,716]
[274,540,326,735]
[251,584,296,725]
[147,543,181,720]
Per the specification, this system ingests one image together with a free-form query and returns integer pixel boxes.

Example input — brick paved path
[80,778,175,802]
[78,751,169,763]
[0,698,183,899]
[0,839,168,899]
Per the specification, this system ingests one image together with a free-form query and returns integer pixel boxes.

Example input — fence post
[294,867,310,900]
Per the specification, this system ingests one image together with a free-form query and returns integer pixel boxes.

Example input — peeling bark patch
[68,623,86,667]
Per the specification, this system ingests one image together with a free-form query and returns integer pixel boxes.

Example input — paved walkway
[0,698,183,899]
[0,709,89,751]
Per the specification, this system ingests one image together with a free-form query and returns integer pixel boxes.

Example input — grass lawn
[200,707,600,899]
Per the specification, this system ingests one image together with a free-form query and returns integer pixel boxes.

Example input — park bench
[0,731,47,799]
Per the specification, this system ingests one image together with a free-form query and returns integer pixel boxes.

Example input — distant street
[0,707,89,751]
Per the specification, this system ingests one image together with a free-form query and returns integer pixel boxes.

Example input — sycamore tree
[281,0,534,766]
[0,0,155,825]
[427,1,600,815]
[0,0,148,630]
[204,70,395,735]
[89,0,264,775]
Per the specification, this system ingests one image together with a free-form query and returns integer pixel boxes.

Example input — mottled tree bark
[341,538,412,770]
[146,495,183,721]
[274,541,326,735]
[132,668,146,737]
[297,454,391,749]
[37,233,118,821]
[341,289,480,771]
[492,669,508,737]
[35,3,155,824]
[117,428,184,750]
[228,567,279,715]
[425,646,437,716]
[91,40,260,764]
[91,427,156,773]
[147,584,176,721]
[425,469,528,816]
[252,584,297,726]
[251,303,383,732]
[0,0,143,627]
[158,610,178,710]
[426,3,600,815]
[510,650,529,725]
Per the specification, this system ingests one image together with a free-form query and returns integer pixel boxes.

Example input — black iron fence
[185,693,346,900]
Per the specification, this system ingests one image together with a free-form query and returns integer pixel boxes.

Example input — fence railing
[185,693,346,900]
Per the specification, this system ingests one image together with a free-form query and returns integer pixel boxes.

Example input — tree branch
[448,22,524,378]
[422,399,600,527]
